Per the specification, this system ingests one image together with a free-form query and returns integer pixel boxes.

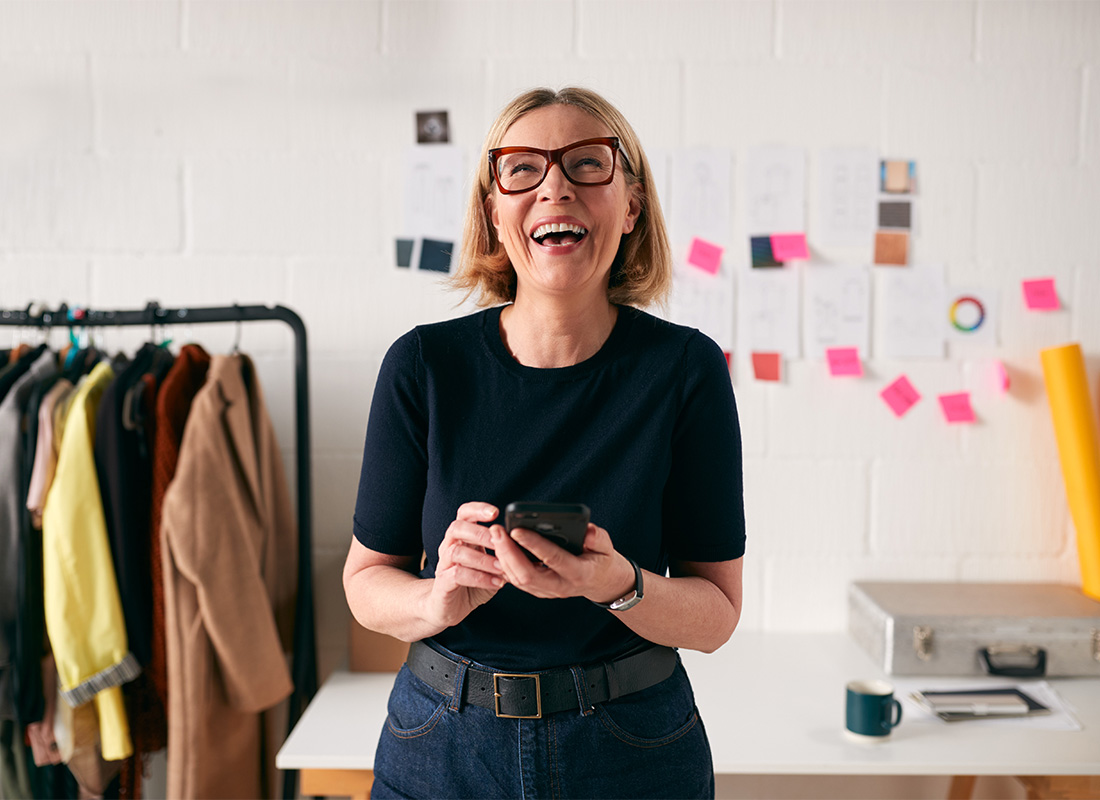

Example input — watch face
[610,592,641,611]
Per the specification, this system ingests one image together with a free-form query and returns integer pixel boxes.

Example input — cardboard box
[348,619,409,672]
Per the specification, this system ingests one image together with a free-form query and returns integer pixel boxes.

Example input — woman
[344,86,745,799]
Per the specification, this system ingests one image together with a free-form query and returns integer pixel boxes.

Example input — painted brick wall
[1,0,1097,688]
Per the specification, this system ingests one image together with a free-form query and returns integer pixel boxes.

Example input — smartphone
[504,502,590,557]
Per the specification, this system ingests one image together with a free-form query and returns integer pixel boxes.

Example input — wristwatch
[592,558,644,611]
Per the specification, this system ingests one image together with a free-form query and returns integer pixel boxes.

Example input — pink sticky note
[939,392,976,424]
[826,347,863,377]
[880,375,921,418]
[770,233,809,261]
[751,352,782,382]
[686,237,723,275]
[1022,278,1060,310]
[993,360,1010,393]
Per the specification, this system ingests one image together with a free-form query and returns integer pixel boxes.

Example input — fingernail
[492,577,503,587]
[492,559,502,571]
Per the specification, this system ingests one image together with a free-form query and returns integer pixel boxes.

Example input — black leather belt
[406,640,678,719]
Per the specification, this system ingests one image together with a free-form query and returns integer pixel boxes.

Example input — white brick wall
[2,1,1098,691]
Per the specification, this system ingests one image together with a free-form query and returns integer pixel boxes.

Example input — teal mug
[845,679,902,741]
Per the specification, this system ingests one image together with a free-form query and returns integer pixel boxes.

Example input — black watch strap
[592,557,644,611]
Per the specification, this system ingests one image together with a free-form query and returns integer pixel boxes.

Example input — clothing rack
[1,301,316,799]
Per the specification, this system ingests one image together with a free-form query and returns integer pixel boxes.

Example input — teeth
[532,222,588,240]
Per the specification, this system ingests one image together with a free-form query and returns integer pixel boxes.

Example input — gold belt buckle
[493,673,542,719]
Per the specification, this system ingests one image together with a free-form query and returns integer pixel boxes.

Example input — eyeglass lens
[495,142,616,193]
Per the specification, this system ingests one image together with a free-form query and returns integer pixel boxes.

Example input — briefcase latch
[913,625,934,662]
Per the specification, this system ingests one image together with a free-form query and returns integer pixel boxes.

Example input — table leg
[948,775,976,800]
[299,767,374,800]
[1015,775,1100,800]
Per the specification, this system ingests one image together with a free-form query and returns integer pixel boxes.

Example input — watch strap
[592,557,644,611]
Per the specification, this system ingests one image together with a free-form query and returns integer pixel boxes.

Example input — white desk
[277,632,1100,798]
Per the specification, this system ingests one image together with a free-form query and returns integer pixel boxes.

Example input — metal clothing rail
[1,301,317,799]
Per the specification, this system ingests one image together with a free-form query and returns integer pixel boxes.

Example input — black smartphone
[504,502,590,557]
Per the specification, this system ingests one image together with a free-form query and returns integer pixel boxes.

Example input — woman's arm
[496,524,742,653]
[343,502,507,643]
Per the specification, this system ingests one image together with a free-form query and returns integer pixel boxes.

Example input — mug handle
[889,698,903,729]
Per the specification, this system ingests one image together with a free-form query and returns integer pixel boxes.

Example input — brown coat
[161,354,297,799]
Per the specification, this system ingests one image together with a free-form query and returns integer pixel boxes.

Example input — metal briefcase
[848,581,1100,677]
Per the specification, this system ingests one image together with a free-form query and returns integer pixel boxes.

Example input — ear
[486,195,501,233]
[621,183,642,235]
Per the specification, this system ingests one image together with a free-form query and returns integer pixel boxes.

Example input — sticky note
[939,392,976,424]
[751,352,782,382]
[770,233,808,261]
[874,231,908,266]
[826,347,863,377]
[750,236,782,268]
[994,360,1010,393]
[882,160,916,194]
[881,375,920,418]
[1022,278,1060,311]
[686,237,723,275]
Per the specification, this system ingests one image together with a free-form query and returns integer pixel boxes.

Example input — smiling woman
[344,87,746,800]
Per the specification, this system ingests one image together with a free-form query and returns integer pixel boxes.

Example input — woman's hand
[492,522,636,605]
[421,502,508,630]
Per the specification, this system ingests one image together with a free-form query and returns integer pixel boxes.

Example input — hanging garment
[161,354,296,800]
[0,350,56,724]
[148,343,209,728]
[42,362,139,763]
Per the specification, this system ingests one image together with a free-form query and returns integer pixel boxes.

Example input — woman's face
[489,104,640,304]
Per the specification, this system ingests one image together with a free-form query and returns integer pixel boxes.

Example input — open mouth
[531,222,588,247]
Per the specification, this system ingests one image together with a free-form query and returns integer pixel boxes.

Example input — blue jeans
[370,645,715,799]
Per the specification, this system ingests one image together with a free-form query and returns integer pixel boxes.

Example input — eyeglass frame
[487,136,632,196]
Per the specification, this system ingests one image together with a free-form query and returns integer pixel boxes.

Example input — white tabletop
[277,632,1100,777]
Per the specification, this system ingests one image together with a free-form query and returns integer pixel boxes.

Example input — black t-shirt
[353,304,745,670]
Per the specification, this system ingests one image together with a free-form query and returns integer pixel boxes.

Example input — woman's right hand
[422,502,507,630]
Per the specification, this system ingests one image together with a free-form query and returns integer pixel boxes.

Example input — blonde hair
[451,87,672,308]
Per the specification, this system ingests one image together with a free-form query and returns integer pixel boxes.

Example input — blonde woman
[344,87,745,799]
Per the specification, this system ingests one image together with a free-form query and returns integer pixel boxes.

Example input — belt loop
[448,658,470,713]
[605,659,621,701]
[569,666,595,717]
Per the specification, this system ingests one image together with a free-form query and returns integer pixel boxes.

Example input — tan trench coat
[161,354,297,799]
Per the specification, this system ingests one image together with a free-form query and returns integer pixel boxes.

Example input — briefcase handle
[978,645,1047,678]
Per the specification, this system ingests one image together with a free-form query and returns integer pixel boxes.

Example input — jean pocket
[384,665,449,740]
[594,665,701,748]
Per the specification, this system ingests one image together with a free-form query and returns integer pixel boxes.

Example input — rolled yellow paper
[1040,343,1100,601]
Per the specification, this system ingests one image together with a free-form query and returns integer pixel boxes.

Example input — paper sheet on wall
[669,147,733,247]
[664,147,735,350]
[745,145,805,236]
[803,264,870,360]
[875,263,946,358]
[737,268,800,358]
[668,265,735,352]
[402,144,465,271]
[816,147,878,247]
[946,287,999,348]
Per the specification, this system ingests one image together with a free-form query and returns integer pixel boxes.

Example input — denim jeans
[370,644,715,800]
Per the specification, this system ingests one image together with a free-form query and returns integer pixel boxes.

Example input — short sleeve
[352,331,429,556]
[661,333,745,562]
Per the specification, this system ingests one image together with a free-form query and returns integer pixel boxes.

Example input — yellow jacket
[43,362,138,762]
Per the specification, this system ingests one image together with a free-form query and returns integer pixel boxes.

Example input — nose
[537,161,575,201]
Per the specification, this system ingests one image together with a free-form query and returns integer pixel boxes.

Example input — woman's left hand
[492,522,636,605]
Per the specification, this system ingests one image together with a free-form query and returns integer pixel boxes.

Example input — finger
[448,540,504,575]
[456,501,499,524]
[445,564,505,590]
[492,527,542,586]
[509,528,568,570]
[583,523,614,555]
[443,517,496,551]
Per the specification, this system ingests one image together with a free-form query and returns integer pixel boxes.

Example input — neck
[499,293,618,368]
